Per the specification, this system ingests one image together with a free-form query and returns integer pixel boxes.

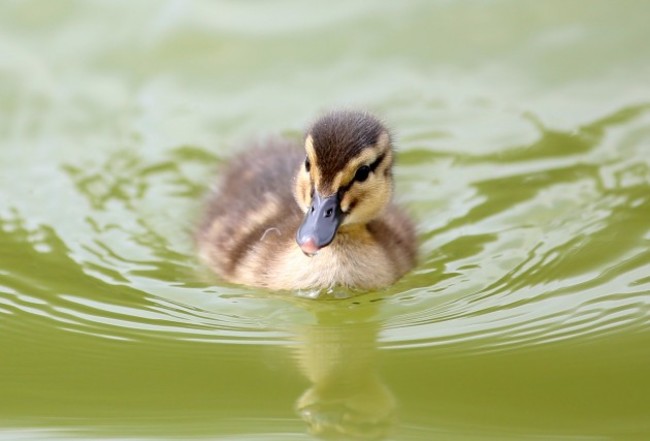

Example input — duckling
[196,110,416,291]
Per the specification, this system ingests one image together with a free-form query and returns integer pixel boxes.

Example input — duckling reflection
[293,303,395,440]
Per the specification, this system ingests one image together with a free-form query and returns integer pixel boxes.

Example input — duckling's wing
[207,139,303,220]
[196,138,304,277]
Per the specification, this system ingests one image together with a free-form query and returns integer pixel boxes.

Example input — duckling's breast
[267,237,395,290]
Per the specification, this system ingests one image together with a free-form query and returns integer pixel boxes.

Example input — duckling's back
[196,138,304,282]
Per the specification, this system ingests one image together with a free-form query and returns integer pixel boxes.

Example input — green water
[2,1,650,439]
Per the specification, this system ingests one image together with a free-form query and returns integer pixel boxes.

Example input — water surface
[1,1,650,439]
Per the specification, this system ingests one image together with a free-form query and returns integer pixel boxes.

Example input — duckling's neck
[329,222,378,255]
[337,222,369,235]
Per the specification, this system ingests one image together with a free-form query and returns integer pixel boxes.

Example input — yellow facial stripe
[304,135,321,188]
[337,137,392,187]
[307,130,392,192]
[376,131,391,151]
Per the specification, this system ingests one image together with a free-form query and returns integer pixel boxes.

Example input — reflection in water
[1,0,650,438]
[292,304,395,440]
[1,98,650,438]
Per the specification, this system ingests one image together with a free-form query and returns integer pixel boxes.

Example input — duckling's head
[294,110,394,256]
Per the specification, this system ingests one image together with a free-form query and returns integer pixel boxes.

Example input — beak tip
[298,236,320,256]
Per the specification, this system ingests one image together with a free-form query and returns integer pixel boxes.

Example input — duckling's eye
[354,165,371,182]
[305,158,311,173]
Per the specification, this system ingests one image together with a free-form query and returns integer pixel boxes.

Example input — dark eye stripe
[369,153,386,173]
[337,152,388,198]
[354,152,385,183]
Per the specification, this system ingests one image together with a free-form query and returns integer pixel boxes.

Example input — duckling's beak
[296,193,343,256]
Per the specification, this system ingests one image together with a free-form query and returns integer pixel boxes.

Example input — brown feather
[196,112,417,291]
[307,110,389,189]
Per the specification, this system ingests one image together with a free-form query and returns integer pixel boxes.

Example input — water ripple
[1,105,649,358]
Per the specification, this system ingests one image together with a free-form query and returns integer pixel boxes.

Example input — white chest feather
[267,240,395,290]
